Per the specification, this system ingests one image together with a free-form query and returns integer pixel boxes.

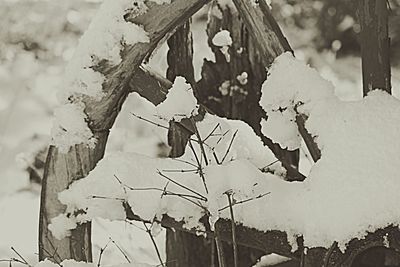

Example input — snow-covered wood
[39,0,400,266]
[39,0,210,262]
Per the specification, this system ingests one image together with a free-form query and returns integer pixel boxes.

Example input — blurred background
[0,0,399,266]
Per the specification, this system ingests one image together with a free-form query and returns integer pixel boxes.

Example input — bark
[39,0,210,262]
[357,0,391,96]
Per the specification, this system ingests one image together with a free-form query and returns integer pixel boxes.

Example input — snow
[212,30,232,47]
[48,214,78,240]
[212,30,232,62]
[253,254,291,267]
[35,259,59,267]
[51,51,400,253]
[205,160,276,228]
[51,103,96,153]
[192,114,282,172]
[49,152,206,234]
[260,52,336,150]
[257,53,400,250]
[0,191,39,265]
[236,72,248,85]
[218,80,230,96]
[156,76,199,122]
[149,0,171,4]
[53,0,152,152]
[49,113,282,238]
[261,108,300,150]
[60,0,150,101]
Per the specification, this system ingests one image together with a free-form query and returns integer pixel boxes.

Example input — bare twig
[97,239,111,267]
[203,123,221,142]
[124,219,147,232]
[11,247,31,267]
[212,151,221,165]
[143,222,165,267]
[43,237,63,265]
[260,159,280,173]
[109,237,131,263]
[170,158,198,168]
[218,192,271,212]
[157,170,207,201]
[221,130,238,163]
[90,195,126,202]
[225,193,238,267]
[131,112,201,145]
[161,169,199,173]
[214,227,226,267]
[191,118,209,166]
[215,130,230,147]
[188,140,209,194]
[39,240,62,266]
[294,106,320,162]
[114,175,128,195]
[165,191,206,202]
[139,186,204,201]
[131,112,169,130]
[0,258,26,267]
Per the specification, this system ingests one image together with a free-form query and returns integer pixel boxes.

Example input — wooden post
[357,0,391,96]
[196,2,288,265]
[164,21,214,267]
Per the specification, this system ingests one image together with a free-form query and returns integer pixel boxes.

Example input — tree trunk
[357,0,391,96]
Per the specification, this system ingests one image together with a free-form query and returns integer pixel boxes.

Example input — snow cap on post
[156,76,199,122]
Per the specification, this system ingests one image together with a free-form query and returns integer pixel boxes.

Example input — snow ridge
[52,0,155,152]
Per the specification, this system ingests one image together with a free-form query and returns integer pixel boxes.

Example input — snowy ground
[1,1,400,267]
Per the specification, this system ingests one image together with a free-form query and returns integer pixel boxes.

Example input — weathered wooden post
[165,21,215,267]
